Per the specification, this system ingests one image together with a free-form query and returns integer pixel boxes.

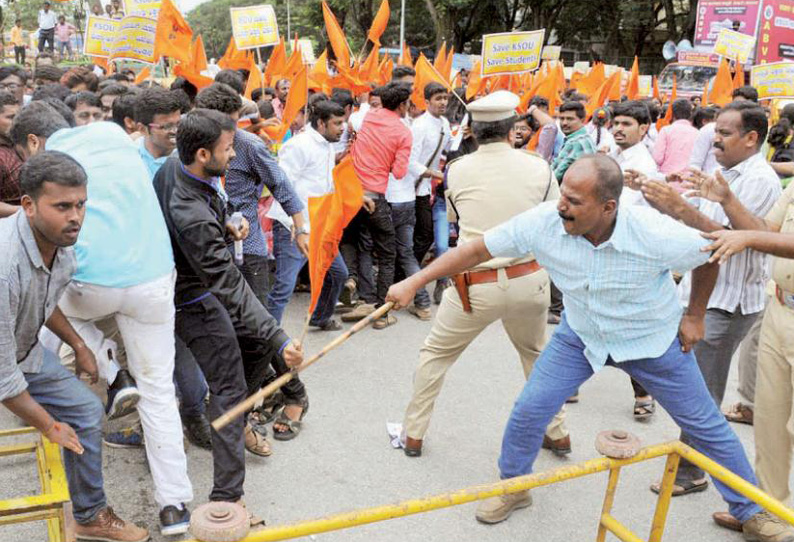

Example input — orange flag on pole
[442,46,454,82]
[134,67,151,84]
[466,61,483,100]
[322,1,351,70]
[709,59,733,107]
[244,56,264,100]
[218,37,250,71]
[657,75,677,131]
[652,75,660,100]
[188,35,208,74]
[412,53,453,110]
[732,62,745,89]
[173,63,214,90]
[154,0,193,65]
[433,42,447,74]
[585,70,621,119]
[264,38,287,86]
[378,56,393,85]
[307,156,363,314]
[309,50,331,92]
[575,63,605,97]
[626,56,640,99]
[263,66,308,143]
[399,41,413,67]
[367,0,390,46]
[701,79,709,105]
[359,45,380,83]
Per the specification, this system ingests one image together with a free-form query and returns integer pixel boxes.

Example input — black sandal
[634,397,655,420]
[650,478,708,496]
[273,397,309,441]
[250,391,285,432]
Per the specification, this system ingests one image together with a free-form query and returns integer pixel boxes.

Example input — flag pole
[256,47,264,93]
[399,0,405,63]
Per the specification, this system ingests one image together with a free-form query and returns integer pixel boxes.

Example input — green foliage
[2,0,86,32]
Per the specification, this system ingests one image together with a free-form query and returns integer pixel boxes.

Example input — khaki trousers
[403,268,567,440]
[754,297,794,502]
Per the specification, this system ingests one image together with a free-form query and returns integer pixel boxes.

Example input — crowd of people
[0,44,794,542]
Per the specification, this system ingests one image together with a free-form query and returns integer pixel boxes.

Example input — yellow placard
[124,0,161,20]
[638,75,652,97]
[83,15,120,58]
[541,45,561,61]
[110,15,157,64]
[713,28,756,64]
[230,4,279,50]
[481,30,545,77]
[751,62,794,100]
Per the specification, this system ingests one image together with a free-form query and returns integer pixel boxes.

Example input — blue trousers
[266,222,348,325]
[498,314,762,522]
[432,195,449,257]
[25,349,106,523]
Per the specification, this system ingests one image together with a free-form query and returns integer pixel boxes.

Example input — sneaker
[475,490,532,524]
[103,426,144,449]
[339,278,356,306]
[75,506,149,542]
[159,504,190,536]
[408,305,432,321]
[105,370,140,421]
[742,511,794,542]
[312,318,343,331]
[341,303,375,322]
[372,313,397,330]
[182,414,212,450]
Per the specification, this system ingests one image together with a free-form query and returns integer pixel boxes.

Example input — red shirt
[351,107,412,194]
[0,136,24,206]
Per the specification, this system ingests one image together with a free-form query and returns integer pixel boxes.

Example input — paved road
[0,292,772,541]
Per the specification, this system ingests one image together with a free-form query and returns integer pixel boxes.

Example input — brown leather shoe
[75,507,149,542]
[542,435,571,456]
[723,402,754,425]
[713,511,742,532]
[404,437,423,457]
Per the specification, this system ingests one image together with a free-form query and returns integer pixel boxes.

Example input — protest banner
[230,4,279,50]
[124,0,160,20]
[756,0,794,64]
[83,15,120,58]
[751,61,794,99]
[541,45,561,61]
[638,75,652,97]
[480,30,545,76]
[110,15,157,64]
[676,51,721,65]
[693,0,761,47]
[713,27,756,62]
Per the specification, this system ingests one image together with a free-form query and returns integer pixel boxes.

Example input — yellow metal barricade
[0,427,72,542]
[182,440,794,542]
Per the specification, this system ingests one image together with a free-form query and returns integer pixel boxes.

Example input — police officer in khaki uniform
[399,91,570,458]
[686,171,794,538]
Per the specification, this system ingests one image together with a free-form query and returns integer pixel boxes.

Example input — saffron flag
[433,42,447,75]
[367,0,390,46]
[652,75,660,100]
[307,156,363,313]
[400,41,412,67]
[173,63,214,90]
[244,55,263,100]
[189,34,208,74]
[134,67,151,84]
[359,45,380,83]
[263,38,287,86]
[710,59,733,107]
[412,53,453,110]
[263,66,308,143]
[466,60,483,100]
[585,71,621,119]
[322,1,351,70]
[442,46,454,83]
[626,56,640,100]
[733,62,745,89]
[154,0,192,65]
[309,50,331,93]
[218,37,250,71]
[575,63,605,97]
[657,75,677,131]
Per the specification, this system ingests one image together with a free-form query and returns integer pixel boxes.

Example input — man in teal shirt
[134,87,182,179]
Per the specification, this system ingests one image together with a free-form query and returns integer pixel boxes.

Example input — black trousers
[14,46,25,65]
[237,253,270,307]
[175,293,304,501]
[347,196,395,305]
[38,28,54,53]
[413,195,434,266]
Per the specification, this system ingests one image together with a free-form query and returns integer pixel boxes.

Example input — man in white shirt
[266,100,349,331]
[610,100,659,207]
[37,1,57,53]
[406,82,452,273]
[640,102,781,500]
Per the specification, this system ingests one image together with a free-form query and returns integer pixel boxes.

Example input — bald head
[566,154,623,203]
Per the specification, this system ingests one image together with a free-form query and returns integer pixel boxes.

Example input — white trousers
[58,271,193,509]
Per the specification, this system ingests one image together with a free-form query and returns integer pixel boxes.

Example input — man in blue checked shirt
[386,154,789,541]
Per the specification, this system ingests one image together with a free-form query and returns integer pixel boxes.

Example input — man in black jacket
[153,108,304,506]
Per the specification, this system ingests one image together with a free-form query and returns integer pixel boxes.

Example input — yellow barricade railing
[0,427,72,542]
[182,440,794,542]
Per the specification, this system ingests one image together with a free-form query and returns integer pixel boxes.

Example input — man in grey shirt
[0,151,148,542]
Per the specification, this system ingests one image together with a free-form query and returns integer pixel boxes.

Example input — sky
[177,0,211,14]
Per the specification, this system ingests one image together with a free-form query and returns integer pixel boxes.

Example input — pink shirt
[55,23,73,42]
[652,119,699,175]
[351,108,412,194]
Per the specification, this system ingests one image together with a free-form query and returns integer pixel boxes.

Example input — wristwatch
[294,226,309,236]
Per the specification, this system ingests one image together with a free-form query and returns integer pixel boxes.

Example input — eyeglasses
[148,122,179,133]
[0,83,20,91]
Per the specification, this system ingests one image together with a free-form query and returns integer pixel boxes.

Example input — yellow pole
[600,513,646,542]
[674,443,794,526]
[649,452,681,542]
[181,443,677,542]
[596,467,622,542]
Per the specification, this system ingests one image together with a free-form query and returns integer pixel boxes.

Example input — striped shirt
[677,152,781,314]
[484,202,710,371]
[552,127,596,182]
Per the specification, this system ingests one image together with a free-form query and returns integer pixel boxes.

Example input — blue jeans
[498,314,762,523]
[266,222,348,325]
[391,202,430,308]
[25,349,106,524]
[432,196,449,257]
[174,336,208,418]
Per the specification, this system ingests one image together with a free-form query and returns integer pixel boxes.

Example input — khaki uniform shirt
[766,182,794,292]
[445,141,559,270]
